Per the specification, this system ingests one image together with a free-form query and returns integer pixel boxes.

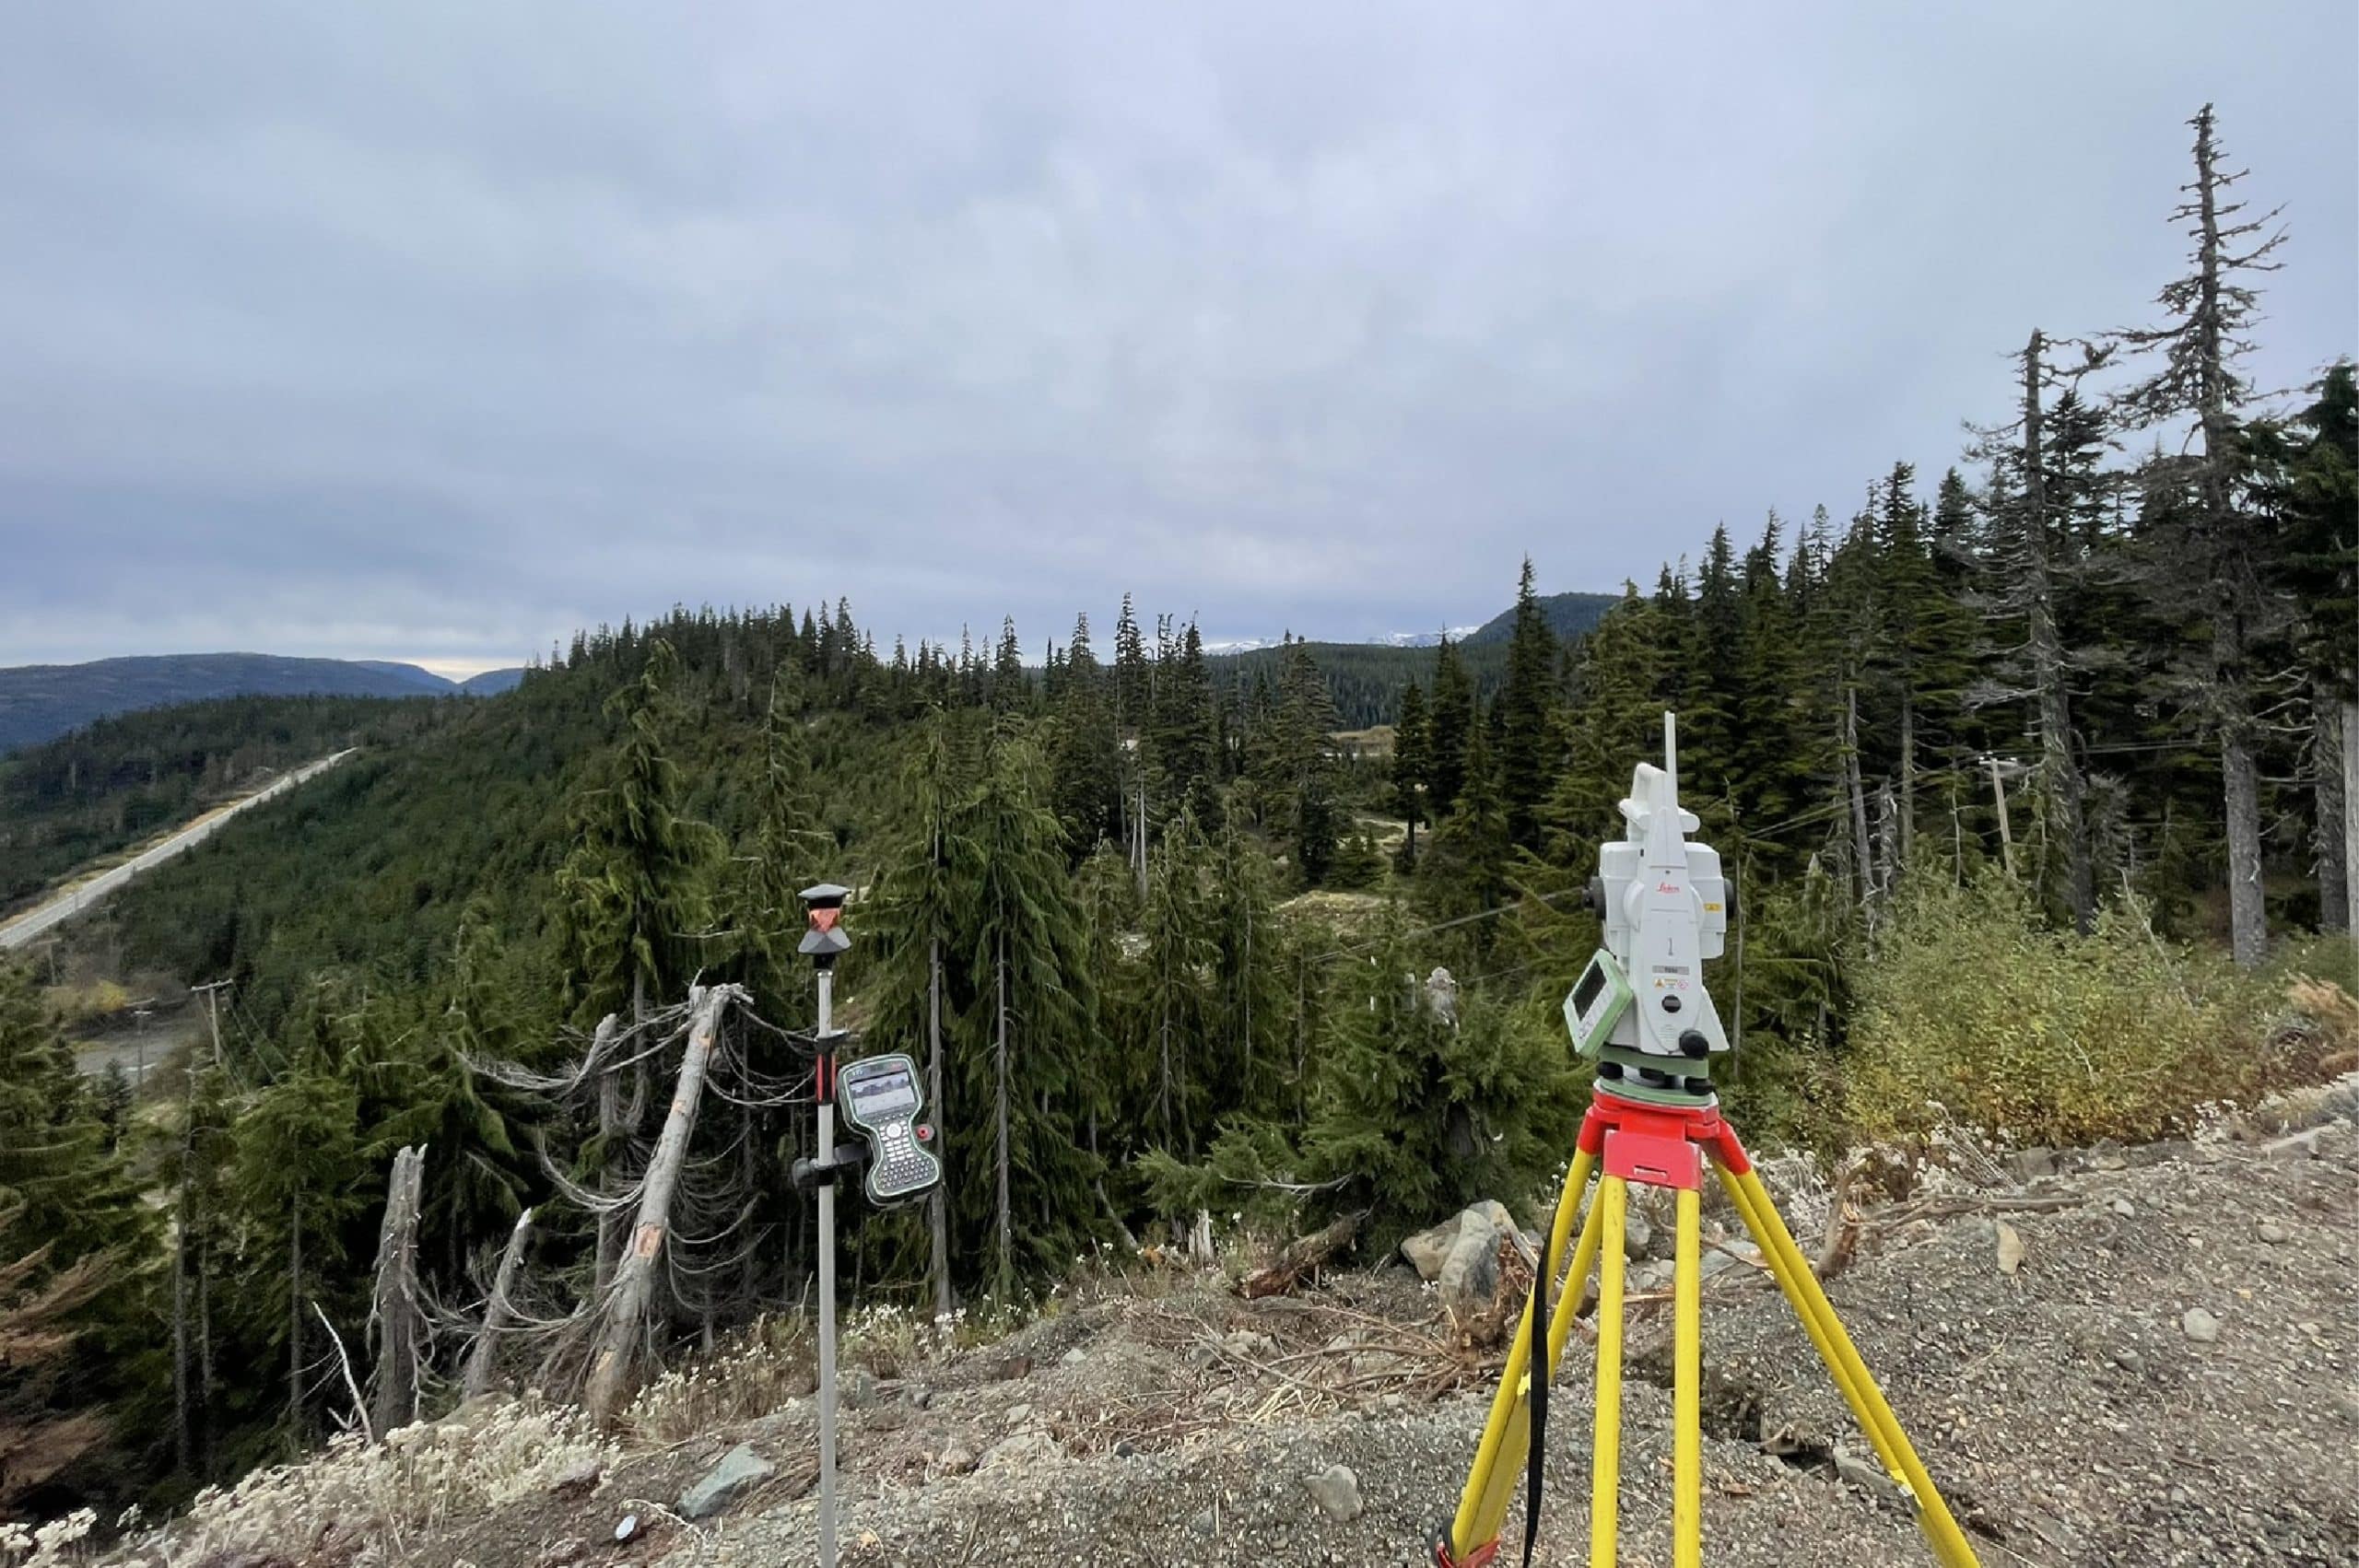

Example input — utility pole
[193,978,232,1070]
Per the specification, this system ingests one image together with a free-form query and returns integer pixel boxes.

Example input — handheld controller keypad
[837,1053,943,1206]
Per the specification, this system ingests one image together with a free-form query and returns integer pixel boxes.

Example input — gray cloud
[3,2,2353,669]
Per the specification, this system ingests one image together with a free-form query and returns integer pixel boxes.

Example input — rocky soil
[290,1093,2359,1568]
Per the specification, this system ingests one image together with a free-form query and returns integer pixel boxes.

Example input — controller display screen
[1571,961,1608,1016]
[849,1075,917,1118]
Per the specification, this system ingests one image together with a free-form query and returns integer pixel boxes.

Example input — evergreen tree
[1048,614,1121,855]
[1391,678,1430,872]
[1277,638,1343,886]
[1426,637,1476,817]
[866,709,977,1317]
[552,639,722,1024]
[1138,806,1214,1153]
[1495,558,1561,850]
[961,727,1102,1295]
[2261,362,2357,933]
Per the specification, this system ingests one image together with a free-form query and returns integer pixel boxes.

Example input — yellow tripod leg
[1449,1147,1603,1557]
[1589,1175,1629,1568]
[1718,1165,1981,1568]
[1672,1186,1702,1568]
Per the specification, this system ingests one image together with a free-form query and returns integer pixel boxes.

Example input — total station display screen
[849,1075,918,1117]
[1572,960,1608,1015]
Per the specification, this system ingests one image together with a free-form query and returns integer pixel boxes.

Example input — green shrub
[1844,874,2263,1149]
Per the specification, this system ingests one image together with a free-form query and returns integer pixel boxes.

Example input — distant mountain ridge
[0,653,524,753]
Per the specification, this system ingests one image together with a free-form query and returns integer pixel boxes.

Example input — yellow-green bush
[1844,875,2265,1148]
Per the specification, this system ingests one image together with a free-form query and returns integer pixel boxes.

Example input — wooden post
[463,1207,534,1399]
[583,986,738,1424]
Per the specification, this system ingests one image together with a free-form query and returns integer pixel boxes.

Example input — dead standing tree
[368,1145,428,1437]
[474,983,809,1423]
[583,983,742,1422]
[2111,102,2289,968]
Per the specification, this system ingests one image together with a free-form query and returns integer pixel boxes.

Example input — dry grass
[111,1397,614,1568]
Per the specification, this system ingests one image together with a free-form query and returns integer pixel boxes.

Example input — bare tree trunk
[288,1199,304,1437]
[994,940,1012,1295]
[2343,698,2359,942]
[2315,690,2350,934]
[1898,692,1917,867]
[588,1014,622,1302]
[2021,330,2093,932]
[464,1207,534,1399]
[198,1235,214,1466]
[1987,756,2018,882]
[2223,723,2269,968]
[926,939,951,1322]
[1844,686,1872,917]
[369,1145,428,1438]
[172,1075,196,1476]
[584,985,738,1424]
[1872,783,1898,912]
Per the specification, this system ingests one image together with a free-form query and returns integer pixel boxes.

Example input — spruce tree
[552,638,722,1024]
[1391,678,1430,872]
[1139,806,1214,1153]
[1048,614,1121,855]
[1495,558,1561,850]
[1426,637,1476,817]
[962,726,1101,1295]
[2258,362,2357,935]
[1277,638,1343,887]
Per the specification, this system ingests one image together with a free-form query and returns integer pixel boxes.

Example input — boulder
[678,1444,775,1520]
[1622,1207,1654,1261]
[1305,1463,1364,1522]
[1400,1216,1460,1281]
[1438,1225,1502,1322]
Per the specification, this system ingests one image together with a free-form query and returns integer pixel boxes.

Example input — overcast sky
[3,4,2352,675]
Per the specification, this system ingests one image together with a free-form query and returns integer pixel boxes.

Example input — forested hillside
[0,696,451,914]
[1,107,2351,1533]
[0,654,516,753]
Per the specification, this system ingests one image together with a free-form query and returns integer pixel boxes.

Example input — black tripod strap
[1522,1218,1550,1568]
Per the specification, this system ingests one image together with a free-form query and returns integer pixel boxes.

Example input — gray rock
[1061,1346,1087,1365]
[1622,1207,1654,1261]
[1189,1507,1218,1538]
[2258,1219,2290,1244]
[678,1444,775,1520]
[2181,1307,2222,1344]
[1438,1223,1504,1320]
[1305,1463,1364,1521]
[1400,1216,1461,1281]
[2109,1198,2135,1217]
[1697,1243,1760,1282]
[1003,1402,1034,1426]
[547,1457,603,1499]
[981,1428,1058,1469]
[1832,1446,1902,1500]
[2009,1146,2058,1182]
[938,1442,976,1476]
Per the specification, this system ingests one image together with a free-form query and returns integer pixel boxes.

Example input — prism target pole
[795,883,852,1568]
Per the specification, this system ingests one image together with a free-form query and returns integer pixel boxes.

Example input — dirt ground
[381,1092,2357,1568]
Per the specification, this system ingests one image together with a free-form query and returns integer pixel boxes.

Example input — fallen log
[1239,1213,1359,1299]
